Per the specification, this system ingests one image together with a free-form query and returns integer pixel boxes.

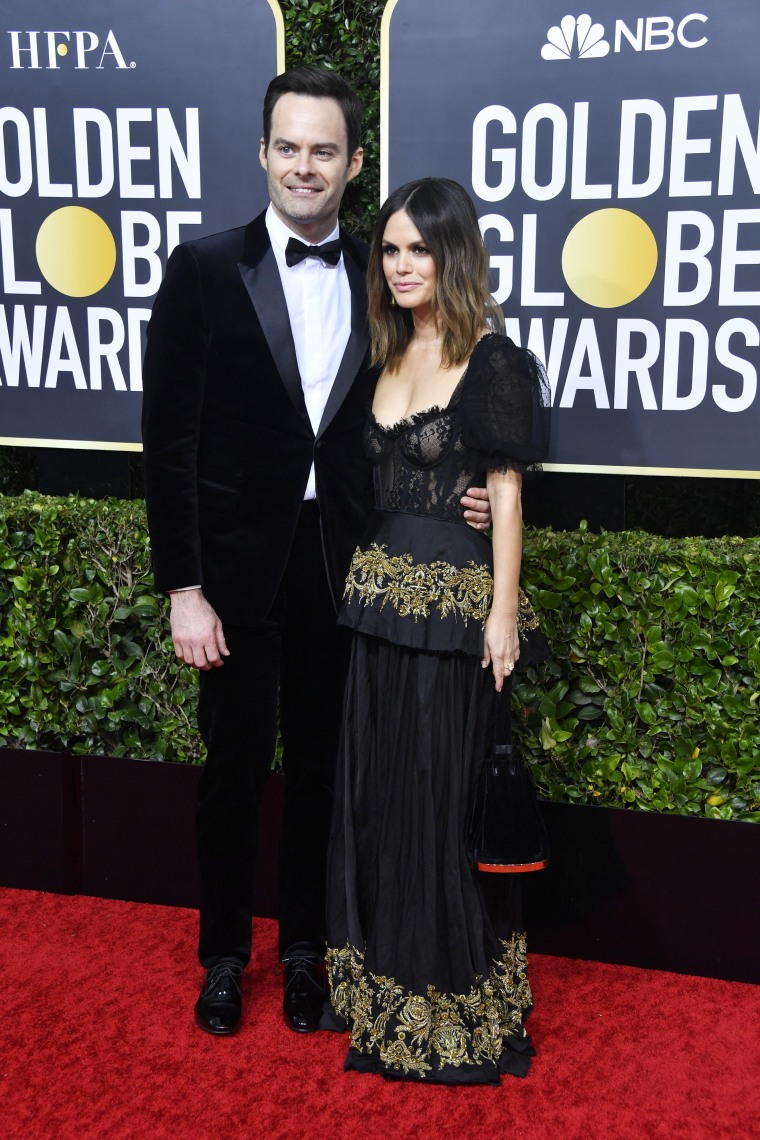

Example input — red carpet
[1,888,758,1139]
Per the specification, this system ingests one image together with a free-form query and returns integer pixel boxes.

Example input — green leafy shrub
[1,494,758,821]
[517,523,760,822]
[284,0,383,239]
[0,493,199,763]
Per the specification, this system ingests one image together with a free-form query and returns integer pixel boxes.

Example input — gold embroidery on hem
[343,543,540,632]
[326,935,532,1078]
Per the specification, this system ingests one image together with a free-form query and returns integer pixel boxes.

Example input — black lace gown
[323,334,551,1084]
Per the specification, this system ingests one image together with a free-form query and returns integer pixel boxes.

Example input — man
[142,67,489,1037]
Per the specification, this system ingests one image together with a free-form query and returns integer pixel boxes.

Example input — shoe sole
[194,1012,239,1036]
[283,1013,321,1033]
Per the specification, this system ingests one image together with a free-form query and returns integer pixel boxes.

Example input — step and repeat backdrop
[0,0,282,449]
[383,0,759,474]
[1,0,758,474]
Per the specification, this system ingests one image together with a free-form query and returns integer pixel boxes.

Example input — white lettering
[677,14,708,49]
[98,30,129,70]
[8,31,40,69]
[43,32,70,69]
[0,210,41,294]
[165,211,203,257]
[73,108,115,197]
[127,309,150,391]
[713,318,758,412]
[663,212,714,306]
[116,109,155,199]
[571,103,612,200]
[669,95,718,197]
[33,108,73,197]
[121,212,163,296]
[471,106,516,203]
[559,320,608,408]
[718,94,760,196]
[73,31,98,70]
[0,304,46,386]
[645,17,675,51]
[44,307,87,389]
[157,108,201,199]
[613,320,660,409]
[0,108,34,197]
[661,320,708,409]
[718,209,760,306]
[521,104,566,202]
[87,308,127,391]
[521,215,564,306]
[617,100,666,198]
[479,213,514,304]
[614,19,643,52]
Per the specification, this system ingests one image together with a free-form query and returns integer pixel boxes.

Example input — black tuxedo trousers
[196,501,350,966]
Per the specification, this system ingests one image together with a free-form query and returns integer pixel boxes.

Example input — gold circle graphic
[57,43,68,56]
[561,209,658,308]
[36,207,116,298]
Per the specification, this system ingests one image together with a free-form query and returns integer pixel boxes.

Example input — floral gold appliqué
[344,543,539,631]
[326,935,532,1078]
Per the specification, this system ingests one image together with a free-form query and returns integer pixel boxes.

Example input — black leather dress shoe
[194,961,243,1036]
[282,950,327,1033]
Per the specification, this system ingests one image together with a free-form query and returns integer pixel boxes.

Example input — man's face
[260,93,363,242]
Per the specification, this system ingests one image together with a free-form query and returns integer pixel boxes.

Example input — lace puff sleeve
[460,334,551,473]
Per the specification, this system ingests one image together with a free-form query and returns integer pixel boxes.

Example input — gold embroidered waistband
[343,543,540,631]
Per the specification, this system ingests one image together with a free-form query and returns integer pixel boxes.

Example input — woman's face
[381,210,437,317]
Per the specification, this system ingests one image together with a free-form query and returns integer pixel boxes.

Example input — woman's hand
[482,610,520,691]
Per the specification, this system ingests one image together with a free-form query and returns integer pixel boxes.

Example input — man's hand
[169,588,229,670]
[461,485,492,531]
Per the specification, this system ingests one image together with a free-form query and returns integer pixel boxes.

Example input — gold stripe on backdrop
[0,437,142,452]
[542,463,760,479]
[379,0,401,204]
[267,0,286,73]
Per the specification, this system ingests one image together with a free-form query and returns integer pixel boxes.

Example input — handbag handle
[493,674,513,750]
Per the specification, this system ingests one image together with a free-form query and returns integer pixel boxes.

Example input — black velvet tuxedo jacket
[141,211,376,628]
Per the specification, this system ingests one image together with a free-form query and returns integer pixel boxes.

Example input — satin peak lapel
[237,246,309,424]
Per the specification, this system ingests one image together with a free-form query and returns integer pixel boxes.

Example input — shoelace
[205,961,243,995]
[279,954,323,993]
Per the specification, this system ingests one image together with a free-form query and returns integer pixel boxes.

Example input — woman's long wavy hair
[367,177,503,372]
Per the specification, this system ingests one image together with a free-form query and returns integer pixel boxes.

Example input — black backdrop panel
[385,0,760,474]
[0,0,281,447]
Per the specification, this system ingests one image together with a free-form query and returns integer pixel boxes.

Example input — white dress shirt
[265,205,352,500]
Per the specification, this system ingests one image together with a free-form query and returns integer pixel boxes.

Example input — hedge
[0,493,198,765]
[1,492,758,822]
[284,0,383,239]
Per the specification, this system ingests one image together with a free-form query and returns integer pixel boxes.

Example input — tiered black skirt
[323,633,535,1085]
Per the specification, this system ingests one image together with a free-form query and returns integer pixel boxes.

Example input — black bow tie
[284,236,342,268]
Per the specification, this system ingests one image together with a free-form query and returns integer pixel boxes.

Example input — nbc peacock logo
[541,14,610,59]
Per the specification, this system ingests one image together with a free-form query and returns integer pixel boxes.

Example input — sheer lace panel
[364,334,550,524]
[366,409,482,522]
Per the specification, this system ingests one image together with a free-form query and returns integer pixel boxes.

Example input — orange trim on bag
[476,859,549,873]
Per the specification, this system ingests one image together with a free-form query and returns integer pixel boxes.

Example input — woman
[323,178,550,1084]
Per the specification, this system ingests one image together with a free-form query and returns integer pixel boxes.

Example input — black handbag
[466,678,549,873]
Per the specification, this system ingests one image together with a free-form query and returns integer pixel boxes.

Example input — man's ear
[259,138,268,171]
[347,147,363,183]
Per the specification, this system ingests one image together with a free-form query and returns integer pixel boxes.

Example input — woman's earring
[390,293,396,307]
